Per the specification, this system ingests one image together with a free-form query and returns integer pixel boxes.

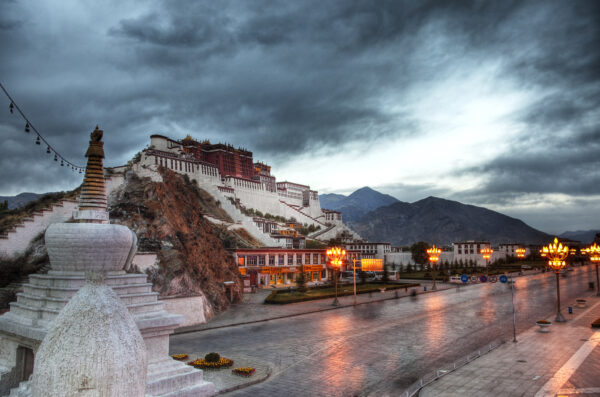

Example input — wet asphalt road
[170,266,597,397]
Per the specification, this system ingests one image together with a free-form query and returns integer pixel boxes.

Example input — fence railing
[401,339,504,397]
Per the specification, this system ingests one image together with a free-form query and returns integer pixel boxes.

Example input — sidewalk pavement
[175,280,448,334]
[420,293,600,397]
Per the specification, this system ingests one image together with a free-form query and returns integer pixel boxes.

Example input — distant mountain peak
[319,186,400,223]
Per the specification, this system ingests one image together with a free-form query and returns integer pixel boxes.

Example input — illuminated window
[238,257,245,266]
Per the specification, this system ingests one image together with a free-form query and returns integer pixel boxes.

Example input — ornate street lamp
[326,246,346,306]
[426,245,441,290]
[481,247,493,268]
[583,243,600,297]
[541,238,570,322]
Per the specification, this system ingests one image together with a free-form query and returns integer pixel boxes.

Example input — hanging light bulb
[46,146,51,154]
[25,122,30,133]
[54,154,58,161]
[60,160,64,166]
[79,169,82,174]
[36,136,41,145]
[9,103,14,114]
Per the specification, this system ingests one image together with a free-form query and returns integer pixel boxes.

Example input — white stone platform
[0,270,215,396]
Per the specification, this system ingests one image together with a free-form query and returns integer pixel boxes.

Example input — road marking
[534,334,600,397]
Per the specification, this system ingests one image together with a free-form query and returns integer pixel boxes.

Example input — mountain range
[320,188,555,246]
[0,192,42,209]
[559,230,600,244]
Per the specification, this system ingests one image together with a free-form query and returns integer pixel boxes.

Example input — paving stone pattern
[421,300,600,397]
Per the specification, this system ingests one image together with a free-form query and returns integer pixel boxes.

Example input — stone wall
[161,295,213,327]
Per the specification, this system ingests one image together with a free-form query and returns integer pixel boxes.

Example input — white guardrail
[402,339,504,397]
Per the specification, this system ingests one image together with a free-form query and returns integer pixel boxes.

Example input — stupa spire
[74,126,109,223]
[79,125,106,211]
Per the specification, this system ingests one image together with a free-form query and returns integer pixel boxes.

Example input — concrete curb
[217,367,272,395]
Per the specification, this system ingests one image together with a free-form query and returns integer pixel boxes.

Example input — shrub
[204,352,221,363]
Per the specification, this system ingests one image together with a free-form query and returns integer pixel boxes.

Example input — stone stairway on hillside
[201,184,281,247]
[279,200,327,227]
[0,200,79,258]
[308,224,337,239]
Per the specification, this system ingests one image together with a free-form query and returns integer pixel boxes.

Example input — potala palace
[131,134,361,246]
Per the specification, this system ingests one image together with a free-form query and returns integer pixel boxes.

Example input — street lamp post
[352,258,359,305]
[541,238,570,322]
[481,247,493,269]
[583,243,600,296]
[326,246,346,306]
[426,245,441,291]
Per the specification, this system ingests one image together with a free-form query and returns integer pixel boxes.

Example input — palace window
[258,256,265,265]
[269,256,275,265]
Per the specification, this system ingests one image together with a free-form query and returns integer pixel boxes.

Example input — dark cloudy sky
[1,0,599,234]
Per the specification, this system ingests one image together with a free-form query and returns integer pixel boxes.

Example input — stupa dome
[31,278,147,396]
[45,223,135,273]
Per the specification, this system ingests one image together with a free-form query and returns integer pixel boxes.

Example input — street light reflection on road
[423,294,447,345]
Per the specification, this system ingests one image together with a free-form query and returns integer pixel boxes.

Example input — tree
[296,265,308,293]
[0,200,7,212]
[410,241,429,269]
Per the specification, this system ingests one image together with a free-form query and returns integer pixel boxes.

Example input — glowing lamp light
[515,248,526,258]
[583,243,600,263]
[326,247,346,268]
[426,245,441,263]
[481,247,493,260]
[541,237,569,271]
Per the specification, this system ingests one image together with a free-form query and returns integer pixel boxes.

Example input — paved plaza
[420,298,600,397]
[171,266,600,396]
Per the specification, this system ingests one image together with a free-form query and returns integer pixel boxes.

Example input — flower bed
[536,320,551,324]
[188,357,234,369]
[265,283,420,304]
[592,318,600,328]
[232,367,255,377]
[171,354,188,361]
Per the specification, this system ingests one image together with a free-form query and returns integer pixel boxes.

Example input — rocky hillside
[108,168,257,312]
[353,196,551,246]
[0,167,258,315]
[319,187,399,223]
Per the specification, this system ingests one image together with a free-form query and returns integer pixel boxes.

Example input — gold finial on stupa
[79,126,107,212]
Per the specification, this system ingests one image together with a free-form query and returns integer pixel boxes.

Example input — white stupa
[0,127,215,397]
[31,127,147,396]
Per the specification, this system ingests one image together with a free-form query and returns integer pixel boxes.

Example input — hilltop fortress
[130,134,360,246]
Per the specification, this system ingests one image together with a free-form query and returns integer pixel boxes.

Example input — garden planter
[576,299,587,308]
[536,321,552,333]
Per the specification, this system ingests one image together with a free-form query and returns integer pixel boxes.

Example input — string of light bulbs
[0,82,85,173]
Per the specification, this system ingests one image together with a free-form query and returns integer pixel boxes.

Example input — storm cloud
[0,0,598,233]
